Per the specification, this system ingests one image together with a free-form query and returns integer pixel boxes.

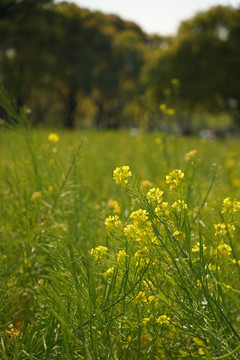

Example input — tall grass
[0,91,240,358]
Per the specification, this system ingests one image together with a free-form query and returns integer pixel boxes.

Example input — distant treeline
[0,0,240,131]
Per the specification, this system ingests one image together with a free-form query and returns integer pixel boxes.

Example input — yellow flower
[133,291,147,304]
[157,315,170,325]
[124,224,136,239]
[134,247,150,268]
[147,188,164,205]
[148,295,159,304]
[140,180,153,191]
[142,317,151,325]
[107,198,121,214]
[185,150,197,161]
[221,197,240,215]
[31,191,42,200]
[192,242,206,253]
[155,202,169,217]
[166,108,176,116]
[48,133,59,143]
[91,246,108,261]
[172,200,187,212]
[166,170,184,190]
[172,230,186,243]
[105,215,122,233]
[103,267,114,278]
[159,104,167,112]
[113,166,132,187]
[215,243,231,257]
[214,223,235,237]
[117,249,127,262]
[130,209,148,225]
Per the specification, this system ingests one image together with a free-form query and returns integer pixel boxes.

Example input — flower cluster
[156,315,170,325]
[147,188,164,205]
[113,166,132,187]
[221,197,240,215]
[172,200,187,212]
[214,223,235,237]
[105,215,122,233]
[166,170,184,190]
[91,246,108,261]
[48,133,59,143]
[185,150,197,161]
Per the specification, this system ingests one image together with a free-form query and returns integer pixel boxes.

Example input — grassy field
[0,125,240,359]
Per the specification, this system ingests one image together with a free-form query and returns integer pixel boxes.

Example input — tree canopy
[0,1,239,130]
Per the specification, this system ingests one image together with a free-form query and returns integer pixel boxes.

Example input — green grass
[0,122,240,359]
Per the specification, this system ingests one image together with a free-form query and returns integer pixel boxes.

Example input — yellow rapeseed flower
[172,230,186,243]
[105,215,122,233]
[107,198,121,214]
[103,267,114,278]
[185,150,197,161]
[133,291,147,304]
[48,133,59,143]
[113,166,132,187]
[155,202,169,217]
[172,200,187,212]
[130,209,148,225]
[157,315,170,325]
[221,197,240,215]
[117,249,127,262]
[166,170,184,190]
[31,191,42,200]
[215,243,231,257]
[91,246,108,261]
[147,188,164,205]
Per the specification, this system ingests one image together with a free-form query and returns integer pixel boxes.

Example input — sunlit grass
[0,123,240,359]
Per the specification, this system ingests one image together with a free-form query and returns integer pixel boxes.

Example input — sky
[63,0,240,35]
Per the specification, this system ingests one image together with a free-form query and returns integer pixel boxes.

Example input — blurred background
[0,0,240,135]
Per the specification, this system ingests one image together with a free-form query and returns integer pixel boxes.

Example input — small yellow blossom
[159,104,167,112]
[134,247,150,268]
[133,291,147,304]
[157,315,170,325]
[148,295,159,304]
[48,133,59,143]
[91,246,108,261]
[192,242,206,253]
[105,215,122,233]
[147,188,164,205]
[205,263,216,272]
[31,191,42,200]
[221,197,240,215]
[166,108,176,116]
[142,317,152,325]
[185,150,197,161]
[107,198,121,214]
[214,223,235,237]
[130,209,148,225]
[140,180,153,191]
[155,202,169,217]
[117,249,127,262]
[166,170,184,190]
[124,224,136,239]
[172,200,187,212]
[172,230,186,243]
[231,259,240,265]
[103,267,114,279]
[113,166,132,187]
[215,243,231,257]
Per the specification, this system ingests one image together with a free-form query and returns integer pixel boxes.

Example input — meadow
[0,123,240,359]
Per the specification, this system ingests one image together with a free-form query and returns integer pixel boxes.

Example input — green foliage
[0,97,240,358]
